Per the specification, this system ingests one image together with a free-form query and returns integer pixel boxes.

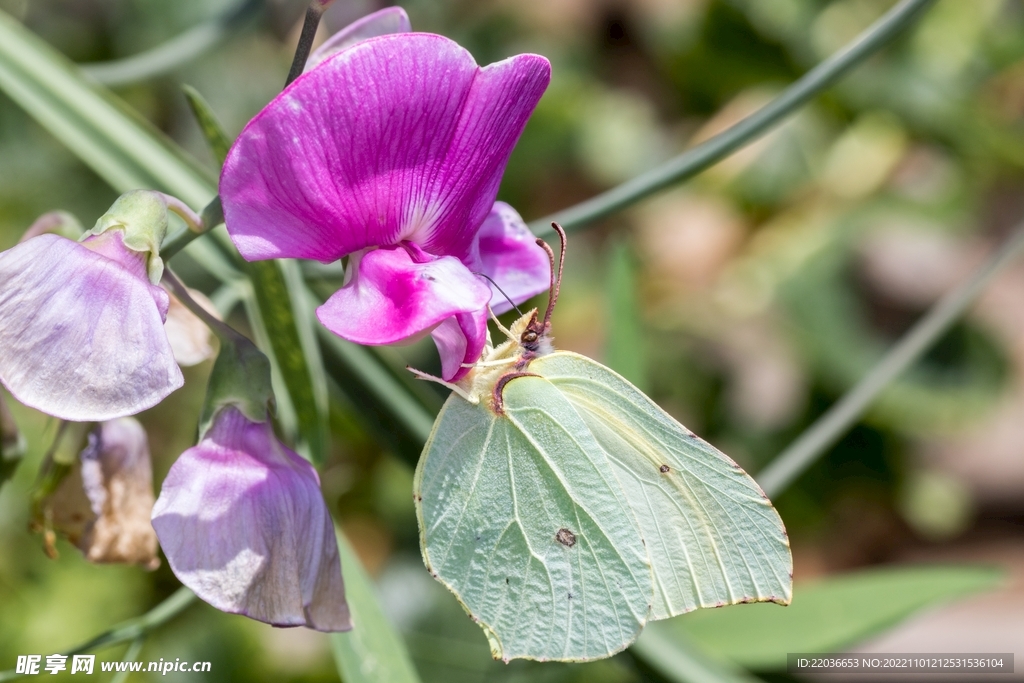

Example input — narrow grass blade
[666,565,1001,671]
[758,225,1024,497]
[530,0,936,235]
[0,10,214,205]
[604,238,648,392]
[632,626,764,683]
[332,531,422,683]
[181,84,231,166]
[183,84,330,463]
[81,0,263,87]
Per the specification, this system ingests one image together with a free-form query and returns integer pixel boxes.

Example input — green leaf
[181,84,231,168]
[631,625,763,683]
[246,259,330,463]
[0,10,213,206]
[604,238,647,392]
[663,565,1002,670]
[180,83,330,465]
[0,9,237,280]
[332,532,421,683]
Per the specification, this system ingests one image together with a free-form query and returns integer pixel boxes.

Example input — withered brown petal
[48,418,160,569]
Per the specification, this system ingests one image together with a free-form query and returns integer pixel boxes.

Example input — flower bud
[86,190,170,284]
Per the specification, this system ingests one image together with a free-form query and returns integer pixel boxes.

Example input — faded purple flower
[46,418,160,569]
[220,12,551,381]
[0,192,190,421]
[152,406,350,632]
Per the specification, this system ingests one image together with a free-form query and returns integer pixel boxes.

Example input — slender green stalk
[161,196,223,260]
[529,0,936,236]
[162,269,237,340]
[109,637,146,683]
[80,0,263,87]
[757,225,1024,498]
[284,1,327,87]
[0,589,196,682]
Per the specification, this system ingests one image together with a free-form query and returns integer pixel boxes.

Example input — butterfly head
[509,309,553,357]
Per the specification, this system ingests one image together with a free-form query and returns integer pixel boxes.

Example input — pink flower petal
[472,202,552,314]
[152,407,350,632]
[316,244,491,353]
[431,307,489,382]
[0,235,182,421]
[304,7,410,72]
[221,33,550,263]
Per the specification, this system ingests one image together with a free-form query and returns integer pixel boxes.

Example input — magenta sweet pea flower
[220,13,552,381]
[152,406,350,632]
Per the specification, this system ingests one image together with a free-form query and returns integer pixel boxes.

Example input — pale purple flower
[152,406,350,632]
[0,226,182,421]
[220,12,552,381]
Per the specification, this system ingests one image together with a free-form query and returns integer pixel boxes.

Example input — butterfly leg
[488,306,517,343]
[406,366,478,404]
[462,357,518,369]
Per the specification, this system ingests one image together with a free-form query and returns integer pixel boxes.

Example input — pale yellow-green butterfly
[412,225,791,663]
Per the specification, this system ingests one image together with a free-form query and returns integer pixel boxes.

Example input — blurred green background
[2,0,1023,681]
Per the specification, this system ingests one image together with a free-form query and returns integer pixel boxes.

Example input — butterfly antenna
[473,272,523,318]
[537,222,567,327]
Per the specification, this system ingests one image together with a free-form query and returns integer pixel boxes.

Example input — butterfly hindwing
[532,351,793,620]
[415,372,653,662]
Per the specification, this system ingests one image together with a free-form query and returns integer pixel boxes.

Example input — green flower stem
[80,0,263,87]
[109,637,146,683]
[159,192,204,232]
[0,588,196,682]
[161,268,240,344]
[161,195,223,260]
[284,1,327,87]
[529,0,937,236]
[757,225,1024,498]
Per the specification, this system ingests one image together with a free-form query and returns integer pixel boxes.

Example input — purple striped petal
[152,407,350,632]
[0,234,182,421]
[305,7,410,72]
[316,244,491,365]
[471,202,551,314]
[221,33,550,263]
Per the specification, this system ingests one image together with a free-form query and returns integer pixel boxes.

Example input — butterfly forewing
[533,351,793,620]
[415,373,653,662]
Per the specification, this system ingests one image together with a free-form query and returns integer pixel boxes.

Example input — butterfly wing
[414,374,653,662]
[533,351,793,620]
